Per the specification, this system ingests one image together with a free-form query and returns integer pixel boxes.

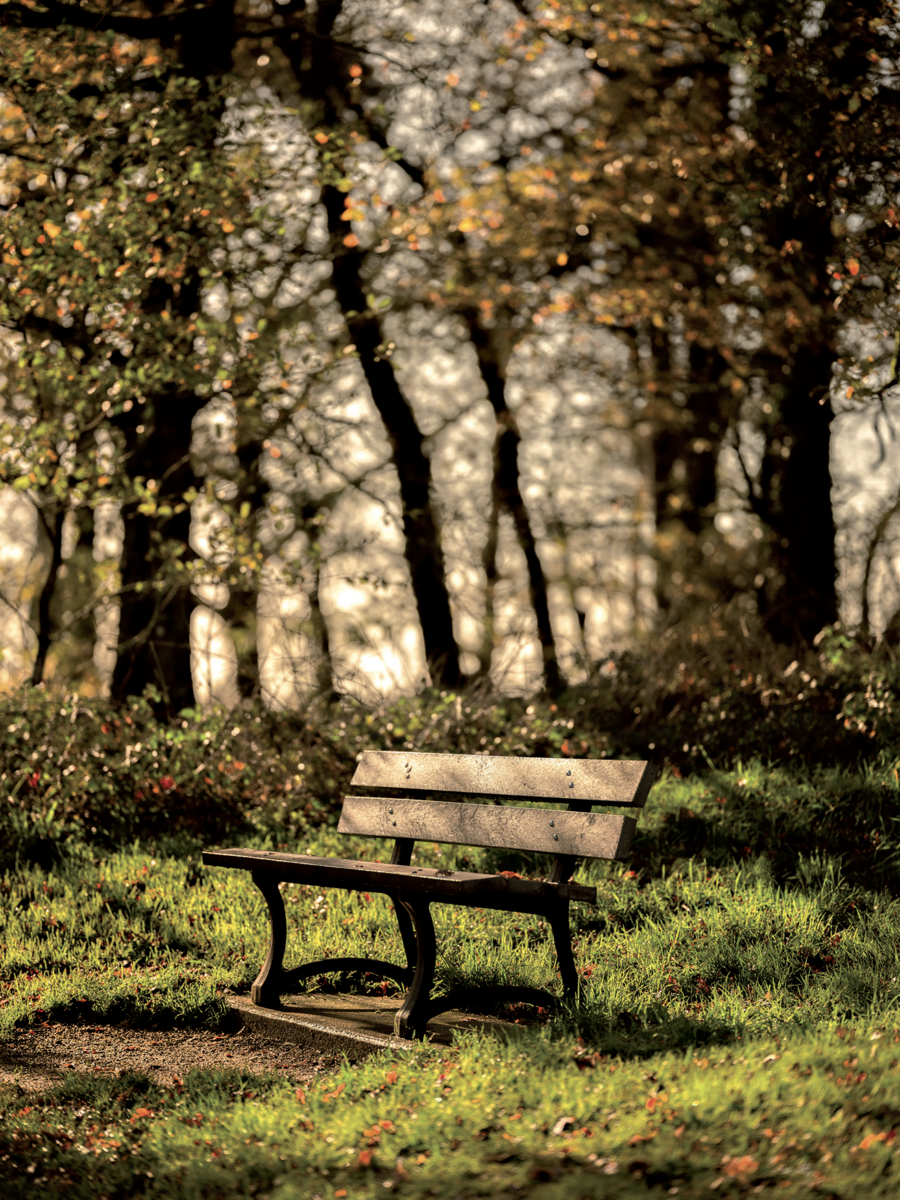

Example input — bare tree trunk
[30,502,65,686]
[478,482,501,678]
[861,485,900,643]
[650,328,731,612]
[757,342,838,644]
[111,391,206,713]
[322,196,462,690]
[463,310,564,695]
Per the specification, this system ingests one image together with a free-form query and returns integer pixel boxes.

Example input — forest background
[1,0,900,855]
[1,0,899,710]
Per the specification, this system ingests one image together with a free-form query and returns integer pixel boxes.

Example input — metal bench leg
[393,898,436,1039]
[387,891,419,976]
[548,903,579,1001]
[250,871,287,1006]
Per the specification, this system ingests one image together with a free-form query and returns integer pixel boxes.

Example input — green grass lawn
[3,759,900,1194]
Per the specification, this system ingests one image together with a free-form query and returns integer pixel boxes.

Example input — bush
[0,688,340,867]
[4,620,900,877]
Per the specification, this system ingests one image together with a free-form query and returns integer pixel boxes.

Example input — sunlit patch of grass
[4,1023,900,1197]
[4,822,900,1047]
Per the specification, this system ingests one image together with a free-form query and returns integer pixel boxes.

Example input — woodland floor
[0,1019,337,1093]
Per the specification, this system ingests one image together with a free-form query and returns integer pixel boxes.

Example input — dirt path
[0,1021,338,1093]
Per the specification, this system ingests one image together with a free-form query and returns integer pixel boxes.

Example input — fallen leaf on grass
[629,1131,657,1146]
[722,1155,758,1179]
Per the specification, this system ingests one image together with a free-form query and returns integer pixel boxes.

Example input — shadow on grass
[549,1007,741,1061]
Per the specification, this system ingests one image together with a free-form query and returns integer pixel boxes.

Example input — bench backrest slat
[351,751,653,807]
[338,796,637,861]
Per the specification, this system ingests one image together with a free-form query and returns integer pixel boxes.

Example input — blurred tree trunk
[283,0,461,690]
[30,500,66,687]
[108,5,240,712]
[322,199,462,690]
[464,311,564,695]
[478,479,501,678]
[756,341,838,644]
[651,332,732,612]
[111,392,206,712]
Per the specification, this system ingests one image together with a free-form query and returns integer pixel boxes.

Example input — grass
[4,753,900,1194]
[4,1023,900,1196]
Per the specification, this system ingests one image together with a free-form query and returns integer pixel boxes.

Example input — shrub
[4,619,900,878]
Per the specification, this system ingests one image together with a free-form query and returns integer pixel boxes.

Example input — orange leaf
[645,1096,656,1112]
[343,233,360,247]
[295,1087,306,1104]
[357,1149,374,1168]
[724,1155,758,1178]
[556,252,568,266]
[847,259,860,276]
[145,193,159,203]
[446,73,460,87]
[349,64,363,78]
[629,1131,656,1146]
[222,221,235,233]
[860,1133,887,1150]
[386,1071,398,1084]
[314,132,329,144]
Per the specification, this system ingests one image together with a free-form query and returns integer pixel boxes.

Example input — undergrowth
[4,622,900,1195]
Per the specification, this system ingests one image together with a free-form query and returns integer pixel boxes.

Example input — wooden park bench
[202,750,655,1039]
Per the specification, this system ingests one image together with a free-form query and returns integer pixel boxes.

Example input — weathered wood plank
[337,797,636,860]
[350,751,653,807]
[201,847,596,903]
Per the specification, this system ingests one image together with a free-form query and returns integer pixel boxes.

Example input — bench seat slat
[351,751,653,807]
[337,797,636,860]
[201,847,596,904]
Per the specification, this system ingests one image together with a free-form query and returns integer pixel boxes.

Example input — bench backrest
[338,751,653,873]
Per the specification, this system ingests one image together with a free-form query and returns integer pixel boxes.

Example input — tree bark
[30,502,65,687]
[111,392,207,713]
[108,14,238,711]
[321,197,462,690]
[463,311,564,695]
[650,328,733,612]
[757,342,838,644]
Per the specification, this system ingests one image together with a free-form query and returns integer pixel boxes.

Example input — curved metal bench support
[394,898,437,1039]
[250,871,288,1006]
[249,871,416,1006]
